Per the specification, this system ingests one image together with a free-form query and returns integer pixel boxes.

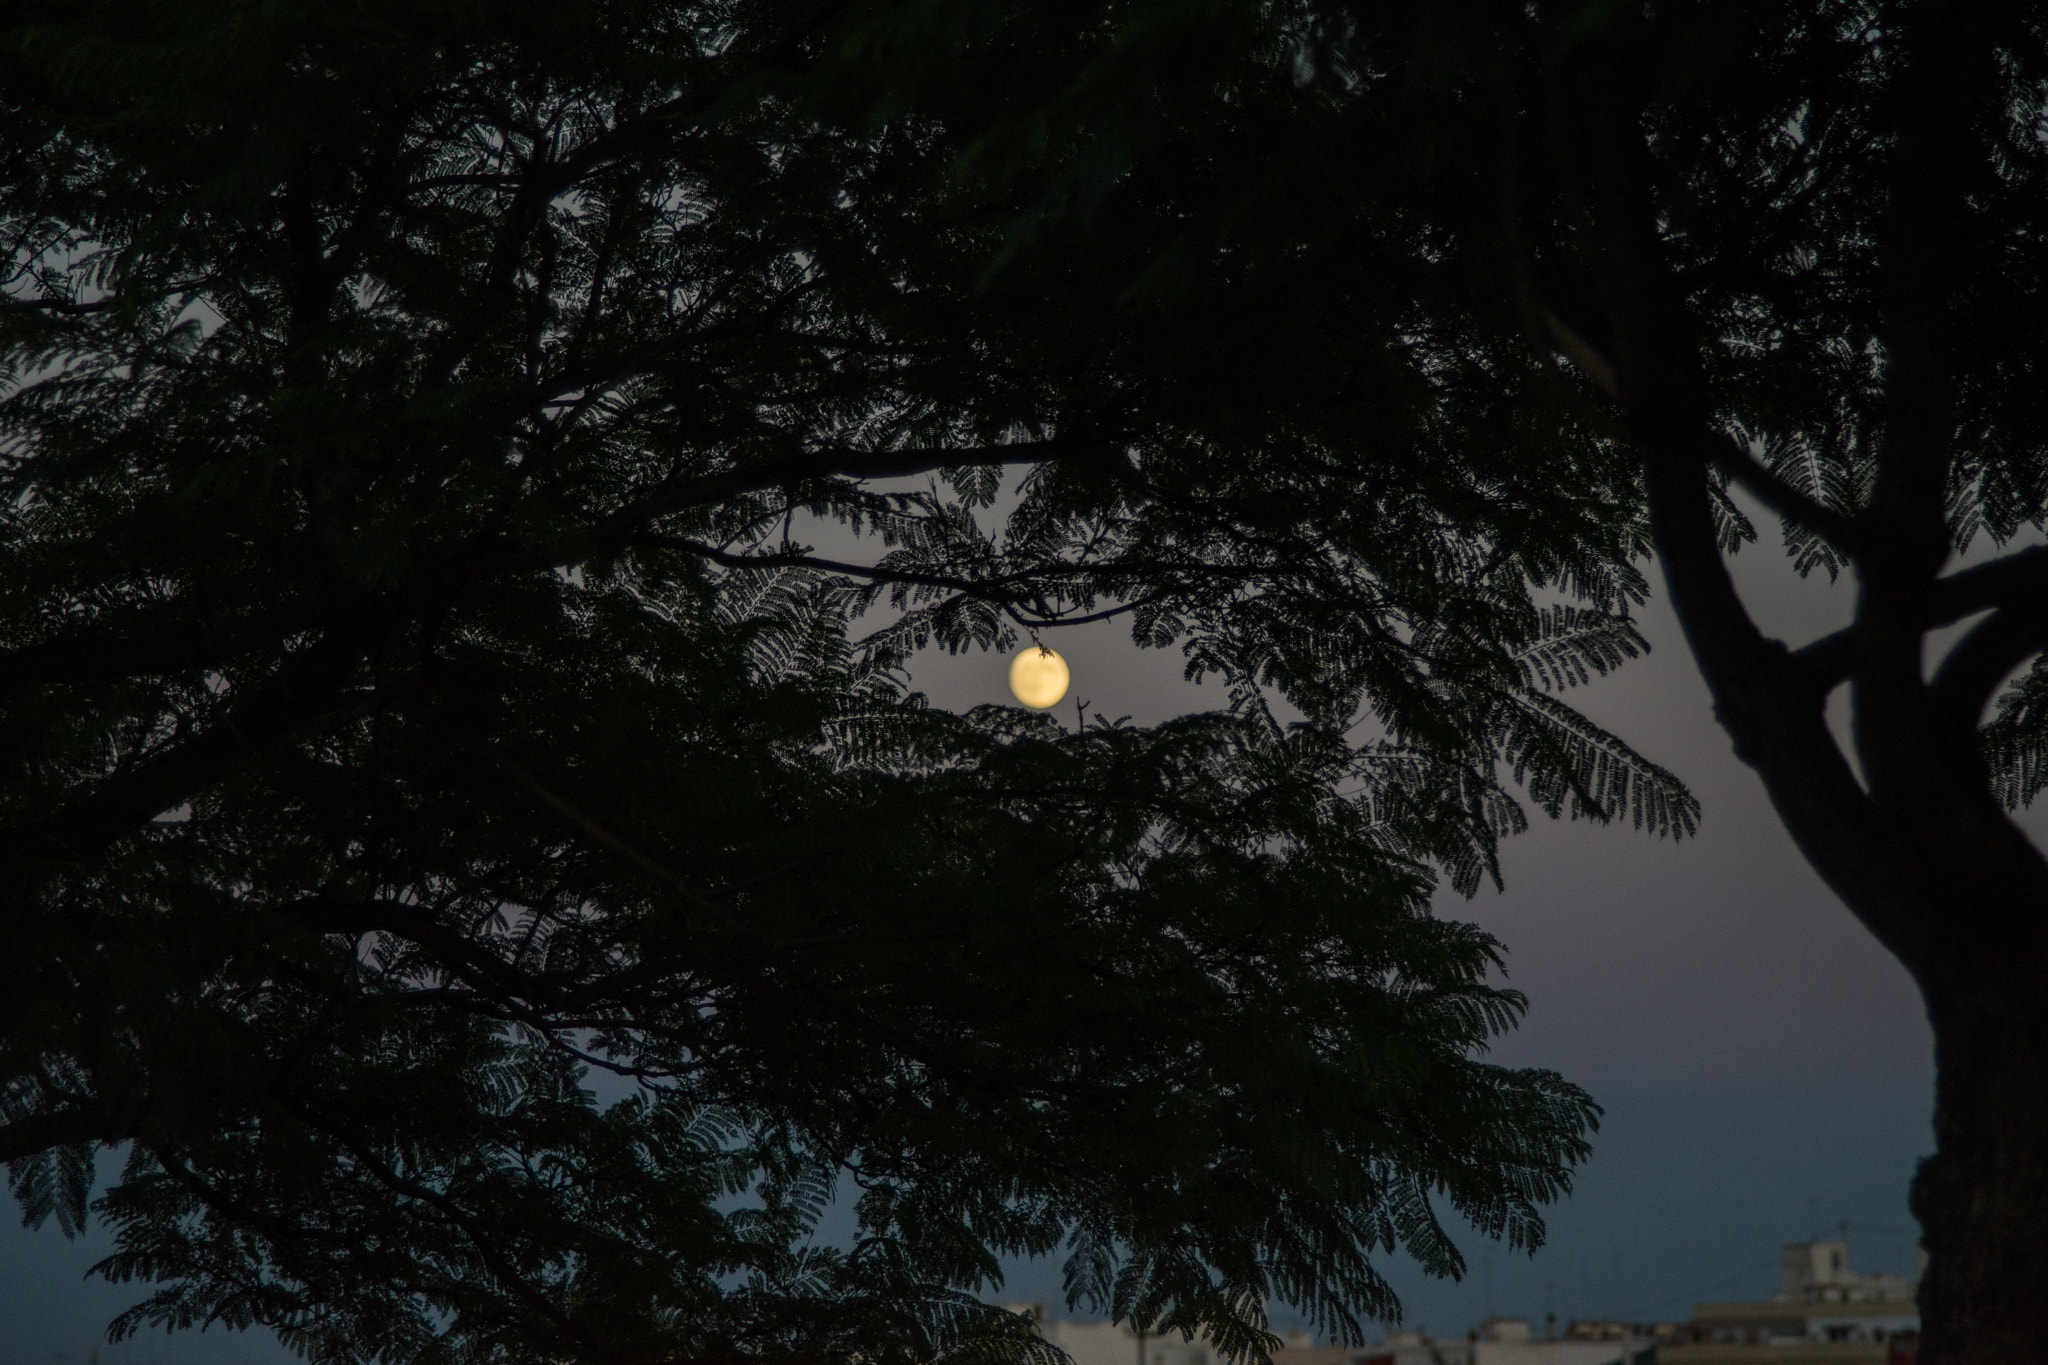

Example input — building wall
[1013,1310,1648,1365]
[1025,1310,1314,1365]
[1473,1342,1652,1365]
[1775,1243,1913,1306]
[1690,1300,1916,1345]
[1662,1347,1893,1365]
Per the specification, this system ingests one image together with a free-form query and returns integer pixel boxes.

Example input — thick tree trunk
[1911,987,2048,1365]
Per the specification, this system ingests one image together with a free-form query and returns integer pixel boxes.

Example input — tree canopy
[0,4,1714,1362]
[765,2,2048,1361]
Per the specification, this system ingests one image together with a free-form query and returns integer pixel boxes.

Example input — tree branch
[1860,0,1994,577]
[1545,308,1827,539]
[0,605,324,694]
[0,295,113,314]
[588,439,1096,546]
[0,1105,118,1164]
[1930,600,2048,733]
[3,611,384,879]
[1791,545,2048,690]
[1008,599,1155,629]
[1540,309,1620,397]
[636,535,1174,632]
[1930,544,2048,621]
[1788,626,1860,691]
[460,737,727,912]
[450,736,862,951]
[284,895,581,1010]
[0,631,222,692]
[1697,430,1867,558]
[637,535,1029,597]
[543,0,859,187]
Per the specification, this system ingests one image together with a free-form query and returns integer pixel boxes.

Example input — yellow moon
[1008,646,1070,709]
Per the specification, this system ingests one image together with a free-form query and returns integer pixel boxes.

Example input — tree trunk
[1562,13,2039,1358]
[1911,986,2048,1365]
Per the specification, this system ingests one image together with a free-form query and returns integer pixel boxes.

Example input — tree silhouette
[0,4,1695,1361]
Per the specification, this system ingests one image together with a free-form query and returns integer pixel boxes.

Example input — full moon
[1007,645,1070,709]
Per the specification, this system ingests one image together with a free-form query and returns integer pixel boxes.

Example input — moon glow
[1007,646,1070,709]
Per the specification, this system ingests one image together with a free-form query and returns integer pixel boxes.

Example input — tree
[0,3,1695,1360]
[767,0,2048,1359]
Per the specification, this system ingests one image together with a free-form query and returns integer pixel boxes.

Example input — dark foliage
[0,3,1708,1362]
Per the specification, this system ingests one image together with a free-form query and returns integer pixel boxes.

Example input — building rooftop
[1693,1300,1920,1323]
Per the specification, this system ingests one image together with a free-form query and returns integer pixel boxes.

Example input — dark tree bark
[1913,961,2048,1362]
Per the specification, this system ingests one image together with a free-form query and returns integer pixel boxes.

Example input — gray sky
[0,497,1978,1358]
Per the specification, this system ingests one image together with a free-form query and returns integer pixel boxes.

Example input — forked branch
[1790,545,2048,691]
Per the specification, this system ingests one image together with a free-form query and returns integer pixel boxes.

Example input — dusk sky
[0,490,1976,1361]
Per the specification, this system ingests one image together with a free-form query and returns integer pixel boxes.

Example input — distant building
[1003,1310,1655,1365]
[1564,1322,1682,1344]
[1466,1318,1656,1365]
[1678,1240,1918,1351]
[1686,1299,1918,1347]
[1267,1319,1653,1365]
[1003,1303,1314,1365]
[1774,1242,1915,1307]
[1274,1326,1475,1365]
